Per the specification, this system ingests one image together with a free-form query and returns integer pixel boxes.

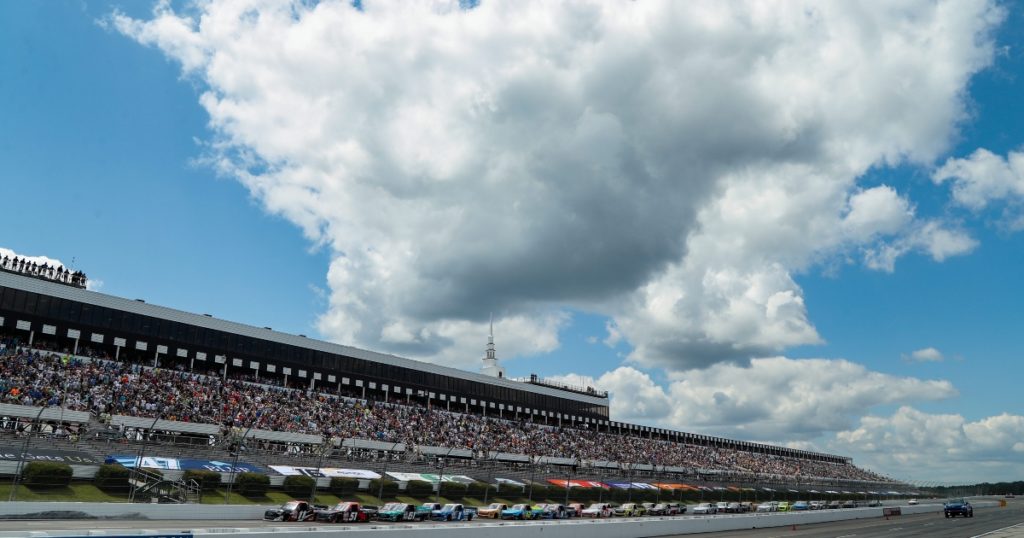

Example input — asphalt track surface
[676,499,1024,538]
[0,500,1021,537]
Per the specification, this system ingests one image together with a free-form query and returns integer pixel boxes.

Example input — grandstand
[0,268,902,500]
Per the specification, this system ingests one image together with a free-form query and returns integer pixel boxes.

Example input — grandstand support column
[72,336,79,355]
[377,442,401,502]
[8,406,46,502]
[128,415,162,503]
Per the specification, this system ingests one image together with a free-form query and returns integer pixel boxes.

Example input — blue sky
[3,0,1024,483]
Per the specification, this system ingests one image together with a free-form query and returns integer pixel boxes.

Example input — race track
[0,499,1020,538]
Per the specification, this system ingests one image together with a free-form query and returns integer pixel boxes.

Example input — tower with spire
[480,314,505,379]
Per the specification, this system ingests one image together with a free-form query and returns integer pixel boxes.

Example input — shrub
[95,464,131,493]
[547,485,568,502]
[405,479,434,496]
[234,473,270,497]
[329,477,360,496]
[183,470,222,492]
[440,481,468,498]
[527,484,549,500]
[21,461,73,488]
[282,475,316,498]
[466,481,496,498]
[368,479,398,499]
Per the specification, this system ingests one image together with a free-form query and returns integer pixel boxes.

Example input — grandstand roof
[0,271,607,407]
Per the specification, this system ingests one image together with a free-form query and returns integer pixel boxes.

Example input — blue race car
[432,503,475,521]
[501,503,535,520]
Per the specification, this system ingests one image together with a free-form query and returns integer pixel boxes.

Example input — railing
[512,374,609,399]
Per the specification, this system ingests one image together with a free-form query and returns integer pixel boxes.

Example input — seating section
[0,347,892,484]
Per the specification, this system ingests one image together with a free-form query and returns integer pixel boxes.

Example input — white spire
[481,313,504,378]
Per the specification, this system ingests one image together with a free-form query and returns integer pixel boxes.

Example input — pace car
[944,499,973,518]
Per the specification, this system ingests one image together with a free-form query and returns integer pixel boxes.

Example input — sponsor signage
[269,465,380,479]
[546,479,609,489]
[386,472,475,483]
[0,446,101,465]
[607,482,660,490]
[494,477,526,488]
[61,535,192,538]
[652,483,695,490]
[108,455,260,473]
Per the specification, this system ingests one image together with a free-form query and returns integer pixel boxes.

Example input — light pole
[377,441,401,502]
[434,447,454,504]
[308,440,332,504]
[9,407,47,501]
[224,407,271,503]
[482,453,496,505]
[527,454,538,503]
[128,415,161,503]
[564,457,577,506]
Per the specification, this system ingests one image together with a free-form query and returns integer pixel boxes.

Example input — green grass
[0,483,130,502]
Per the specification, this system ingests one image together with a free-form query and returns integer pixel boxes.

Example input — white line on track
[971,521,1024,538]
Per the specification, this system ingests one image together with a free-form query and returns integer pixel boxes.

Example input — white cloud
[602,321,622,348]
[934,148,1024,213]
[834,407,1024,483]
[903,347,944,362]
[113,0,1003,369]
[553,358,956,441]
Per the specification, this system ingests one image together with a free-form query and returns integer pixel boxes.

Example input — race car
[501,504,536,520]
[580,503,613,518]
[476,503,508,519]
[432,503,474,521]
[692,502,717,515]
[567,503,586,517]
[614,503,640,517]
[535,503,568,519]
[264,500,319,522]
[377,502,428,522]
[315,501,371,523]
[648,503,668,516]
[416,503,443,518]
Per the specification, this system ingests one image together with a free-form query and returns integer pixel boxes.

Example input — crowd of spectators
[0,346,892,484]
[0,254,87,288]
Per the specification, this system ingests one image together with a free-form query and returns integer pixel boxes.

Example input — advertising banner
[494,477,526,488]
[0,446,101,465]
[607,482,659,490]
[546,479,609,489]
[386,472,475,483]
[269,465,380,479]
[651,483,695,490]
[107,455,261,473]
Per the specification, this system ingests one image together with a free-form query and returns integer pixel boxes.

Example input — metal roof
[0,271,606,406]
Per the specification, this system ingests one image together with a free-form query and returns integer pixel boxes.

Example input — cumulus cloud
[552,358,956,440]
[903,347,944,362]
[934,147,1024,229]
[835,407,1024,483]
[113,0,1003,369]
